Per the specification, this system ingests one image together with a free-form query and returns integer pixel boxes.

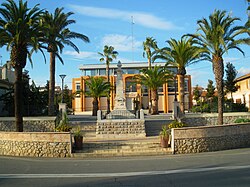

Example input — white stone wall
[172,123,250,154]
[0,132,72,157]
[0,117,56,132]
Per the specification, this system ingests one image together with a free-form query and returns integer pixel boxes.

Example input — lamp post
[59,74,66,103]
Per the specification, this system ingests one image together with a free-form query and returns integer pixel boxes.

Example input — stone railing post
[97,110,102,121]
[140,109,144,120]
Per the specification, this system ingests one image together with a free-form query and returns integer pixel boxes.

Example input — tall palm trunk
[151,89,158,115]
[48,52,56,116]
[92,97,98,116]
[148,56,152,114]
[213,56,224,125]
[106,63,110,113]
[14,65,23,132]
[179,74,185,113]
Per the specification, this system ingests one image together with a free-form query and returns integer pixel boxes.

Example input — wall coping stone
[172,123,250,139]
[184,112,250,118]
[0,131,71,142]
[0,117,56,121]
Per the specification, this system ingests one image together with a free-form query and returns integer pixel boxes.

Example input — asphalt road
[1,148,250,187]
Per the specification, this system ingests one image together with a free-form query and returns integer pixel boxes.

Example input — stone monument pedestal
[96,109,145,138]
[96,61,146,138]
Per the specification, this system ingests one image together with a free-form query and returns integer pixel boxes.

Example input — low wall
[0,117,56,132]
[183,112,250,126]
[172,123,250,154]
[0,132,72,157]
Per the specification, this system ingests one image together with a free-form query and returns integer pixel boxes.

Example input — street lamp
[59,74,66,103]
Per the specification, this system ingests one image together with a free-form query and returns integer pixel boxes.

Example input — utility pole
[131,16,135,63]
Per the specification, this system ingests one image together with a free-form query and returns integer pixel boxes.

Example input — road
[1,148,250,187]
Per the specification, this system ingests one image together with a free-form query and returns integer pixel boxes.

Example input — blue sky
[0,0,249,89]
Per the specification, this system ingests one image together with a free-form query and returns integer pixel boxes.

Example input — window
[85,70,98,76]
[141,85,148,96]
[76,83,81,91]
[75,83,81,97]
[99,69,106,75]
[158,86,163,93]
[168,80,177,92]
[184,79,188,92]
[125,81,136,92]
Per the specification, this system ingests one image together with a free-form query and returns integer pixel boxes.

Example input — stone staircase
[68,115,173,158]
[71,137,172,158]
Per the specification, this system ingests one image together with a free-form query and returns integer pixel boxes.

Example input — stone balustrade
[171,123,250,154]
[0,117,56,132]
[182,112,250,126]
[0,132,72,157]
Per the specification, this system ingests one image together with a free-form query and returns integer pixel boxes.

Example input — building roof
[79,62,167,70]
[235,73,250,82]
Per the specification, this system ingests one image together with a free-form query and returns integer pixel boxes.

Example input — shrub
[168,120,187,129]
[159,125,170,137]
[56,113,72,132]
[234,118,250,123]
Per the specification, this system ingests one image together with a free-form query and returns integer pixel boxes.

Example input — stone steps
[71,137,172,158]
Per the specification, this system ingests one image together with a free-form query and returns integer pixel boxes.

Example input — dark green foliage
[57,85,73,109]
[206,80,215,99]
[234,118,250,123]
[193,85,201,103]
[0,72,49,116]
[191,97,248,113]
[224,62,238,98]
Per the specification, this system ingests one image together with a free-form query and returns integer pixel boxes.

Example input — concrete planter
[160,135,169,148]
[74,136,83,150]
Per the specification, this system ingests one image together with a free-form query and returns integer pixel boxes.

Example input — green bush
[56,113,72,132]
[234,118,250,123]
[159,125,170,137]
[168,120,187,129]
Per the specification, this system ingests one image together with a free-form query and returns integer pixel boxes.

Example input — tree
[0,0,44,131]
[246,0,250,28]
[143,37,159,69]
[135,65,173,114]
[224,62,238,99]
[98,45,118,113]
[206,80,215,100]
[187,10,250,125]
[41,7,90,116]
[143,37,159,113]
[193,85,201,104]
[84,76,110,116]
[153,37,204,113]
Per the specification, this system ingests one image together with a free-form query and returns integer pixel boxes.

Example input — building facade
[227,73,250,110]
[72,62,192,113]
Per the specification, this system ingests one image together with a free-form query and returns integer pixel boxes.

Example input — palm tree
[41,8,90,116]
[0,0,44,131]
[135,65,173,114]
[143,37,159,69]
[84,76,110,116]
[143,37,159,113]
[98,45,118,113]
[153,37,204,113]
[187,10,250,125]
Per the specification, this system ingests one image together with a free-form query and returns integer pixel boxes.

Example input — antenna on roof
[131,16,135,63]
